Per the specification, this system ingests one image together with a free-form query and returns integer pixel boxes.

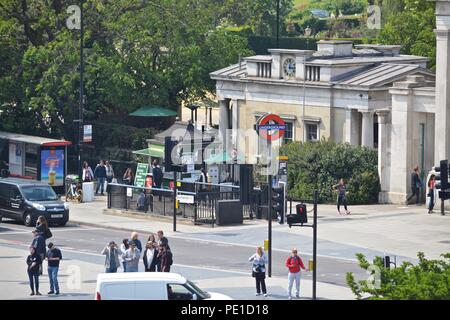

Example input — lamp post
[302,27,311,142]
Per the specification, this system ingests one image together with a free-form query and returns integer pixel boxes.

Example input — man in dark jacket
[152,160,164,201]
[407,165,422,205]
[46,242,62,295]
[31,229,46,275]
[94,160,107,195]
[143,241,159,272]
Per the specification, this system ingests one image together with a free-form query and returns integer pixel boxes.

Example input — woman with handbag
[248,246,268,297]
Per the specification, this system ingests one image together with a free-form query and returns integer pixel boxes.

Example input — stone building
[210,1,450,204]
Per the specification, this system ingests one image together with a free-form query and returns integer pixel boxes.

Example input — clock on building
[282,57,296,78]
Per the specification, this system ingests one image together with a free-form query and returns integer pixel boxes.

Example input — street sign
[177,194,195,204]
[83,125,92,143]
[134,163,149,187]
[256,114,286,141]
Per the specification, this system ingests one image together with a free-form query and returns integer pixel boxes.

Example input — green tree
[347,252,450,300]
[378,0,436,69]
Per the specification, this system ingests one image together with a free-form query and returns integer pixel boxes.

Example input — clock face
[283,58,296,78]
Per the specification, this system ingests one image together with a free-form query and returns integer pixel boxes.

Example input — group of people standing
[248,247,308,299]
[101,230,172,273]
[82,160,115,195]
[407,165,441,214]
[27,216,62,296]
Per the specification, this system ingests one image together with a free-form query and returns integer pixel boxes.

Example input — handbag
[44,228,53,240]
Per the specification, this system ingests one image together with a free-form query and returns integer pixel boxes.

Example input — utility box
[216,200,243,225]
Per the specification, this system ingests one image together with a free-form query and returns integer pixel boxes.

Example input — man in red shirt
[285,248,308,299]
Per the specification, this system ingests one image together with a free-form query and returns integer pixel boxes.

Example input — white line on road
[0,227,105,236]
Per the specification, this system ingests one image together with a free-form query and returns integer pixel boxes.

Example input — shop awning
[129,106,177,117]
[132,144,165,158]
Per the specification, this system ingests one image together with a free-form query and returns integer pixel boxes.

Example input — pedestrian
[101,241,121,273]
[46,242,62,295]
[82,161,94,182]
[407,165,422,205]
[130,232,142,252]
[152,160,164,201]
[36,216,52,241]
[123,167,134,185]
[31,229,46,275]
[120,238,129,272]
[248,246,268,297]
[27,246,42,296]
[285,248,308,300]
[105,161,115,184]
[94,160,107,195]
[333,178,350,215]
[428,174,436,214]
[156,230,169,248]
[143,241,159,272]
[123,241,141,272]
[137,190,146,211]
[198,168,207,202]
[157,243,173,272]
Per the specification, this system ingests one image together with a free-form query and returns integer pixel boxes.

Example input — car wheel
[23,212,34,227]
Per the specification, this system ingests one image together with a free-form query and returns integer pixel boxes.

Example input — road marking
[0,227,105,236]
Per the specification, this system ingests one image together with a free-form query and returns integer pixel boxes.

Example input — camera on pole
[271,185,285,224]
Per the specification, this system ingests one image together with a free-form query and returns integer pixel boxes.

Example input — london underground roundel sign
[257,113,286,141]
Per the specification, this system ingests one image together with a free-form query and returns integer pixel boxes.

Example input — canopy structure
[132,144,164,158]
[204,151,244,164]
[128,106,177,117]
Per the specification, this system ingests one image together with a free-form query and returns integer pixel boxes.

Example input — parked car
[0,177,69,226]
[95,272,232,300]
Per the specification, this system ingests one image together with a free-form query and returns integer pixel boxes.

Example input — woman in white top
[119,238,129,272]
[248,246,268,297]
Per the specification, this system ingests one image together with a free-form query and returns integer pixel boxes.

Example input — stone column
[231,99,239,149]
[219,99,229,148]
[360,110,374,148]
[434,1,450,162]
[376,109,391,202]
[345,108,359,145]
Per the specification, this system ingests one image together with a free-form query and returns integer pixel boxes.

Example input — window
[283,122,294,144]
[25,144,38,179]
[10,186,21,200]
[306,123,318,141]
[167,284,195,300]
[306,66,321,81]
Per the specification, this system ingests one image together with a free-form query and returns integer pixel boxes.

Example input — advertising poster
[41,148,64,186]
[83,125,92,143]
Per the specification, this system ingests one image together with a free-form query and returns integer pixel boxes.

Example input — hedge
[280,140,380,204]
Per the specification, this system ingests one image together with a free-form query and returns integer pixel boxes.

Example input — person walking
[123,241,141,272]
[333,178,350,215]
[101,241,121,273]
[428,175,436,214]
[123,167,134,185]
[105,161,115,184]
[27,246,42,296]
[143,241,159,272]
[36,216,52,241]
[157,243,173,272]
[130,232,142,252]
[285,248,308,300]
[248,247,268,297]
[46,243,62,295]
[82,161,94,182]
[31,229,46,275]
[94,160,107,195]
[120,239,129,272]
[407,165,422,205]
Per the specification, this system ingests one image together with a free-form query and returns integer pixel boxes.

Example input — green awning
[133,144,165,158]
[204,151,244,164]
[129,106,177,117]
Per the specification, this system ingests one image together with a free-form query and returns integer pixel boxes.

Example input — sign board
[187,164,195,173]
[134,163,149,187]
[40,148,65,186]
[256,114,286,141]
[83,125,92,143]
[126,187,132,198]
[177,194,195,204]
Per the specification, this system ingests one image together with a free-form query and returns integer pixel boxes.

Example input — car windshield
[21,186,58,201]
[185,280,210,300]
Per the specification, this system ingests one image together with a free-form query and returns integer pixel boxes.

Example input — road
[0,219,359,300]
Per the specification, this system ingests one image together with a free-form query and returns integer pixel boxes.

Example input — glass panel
[167,284,194,300]
[25,144,38,179]
[307,124,318,141]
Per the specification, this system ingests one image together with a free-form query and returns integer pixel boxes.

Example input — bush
[280,140,380,204]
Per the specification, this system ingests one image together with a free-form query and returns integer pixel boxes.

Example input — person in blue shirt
[46,243,62,295]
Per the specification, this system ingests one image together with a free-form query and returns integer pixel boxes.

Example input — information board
[134,163,149,187]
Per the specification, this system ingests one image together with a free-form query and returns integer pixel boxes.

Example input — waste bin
[82,182,94,202]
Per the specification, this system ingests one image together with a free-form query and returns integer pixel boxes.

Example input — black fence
[107,181,259,227]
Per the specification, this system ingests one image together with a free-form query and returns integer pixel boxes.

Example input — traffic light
[271,185,285,224]
[240,165,254,205]
[286,203,308,227]
[434,160,449,190]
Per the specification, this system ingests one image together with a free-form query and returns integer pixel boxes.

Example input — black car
[0,177,69,226]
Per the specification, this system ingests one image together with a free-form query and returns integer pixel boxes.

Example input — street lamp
[186,104,200,124]
[304,26,312,49]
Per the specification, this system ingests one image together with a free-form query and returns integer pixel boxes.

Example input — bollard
[264,239,269,252]
[308,259,314,271]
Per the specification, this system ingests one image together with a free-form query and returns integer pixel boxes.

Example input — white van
[95,272,232,300]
